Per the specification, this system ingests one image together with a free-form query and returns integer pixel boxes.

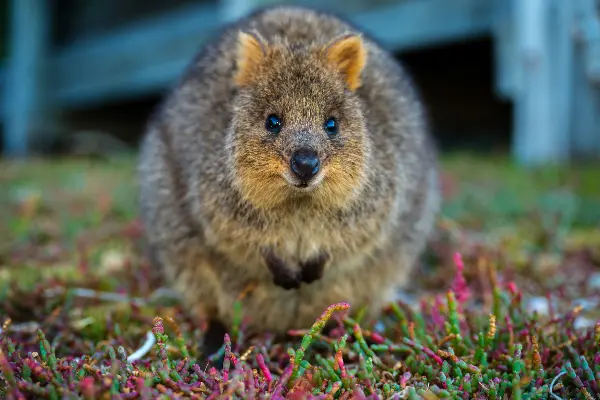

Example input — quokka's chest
[204,208,388,267]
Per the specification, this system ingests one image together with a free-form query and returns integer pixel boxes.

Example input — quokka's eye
[323,117,338,136]
[265,114,282,134]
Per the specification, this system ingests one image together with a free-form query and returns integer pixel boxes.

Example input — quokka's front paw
[300,252,329,284]
[261,248,301,290]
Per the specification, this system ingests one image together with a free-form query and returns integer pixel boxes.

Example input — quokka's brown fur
[138,5,441,335]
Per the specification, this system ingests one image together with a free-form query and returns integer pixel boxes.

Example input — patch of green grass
[441,152,600,229]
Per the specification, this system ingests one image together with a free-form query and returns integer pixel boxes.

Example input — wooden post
[550,0,576,162]
[571,0,600,160]
[2,0,51,157]
[512,0,572,165]
[492,0,518,101]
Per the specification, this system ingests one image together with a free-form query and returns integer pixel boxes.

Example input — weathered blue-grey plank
[350,0,495,52]
[551,0,576,162]
[51,2,222,108]
[579,0,600,84]
[220,0,262,22]
[571,55,600,158]
[3,0,51,156]
[570,0,600,158]
[512,0,571,165]
[492,0,518,100]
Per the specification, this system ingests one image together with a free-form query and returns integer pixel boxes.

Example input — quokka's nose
[290,149,320,182]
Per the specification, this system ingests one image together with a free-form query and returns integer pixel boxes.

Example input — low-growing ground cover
[1,153,599,399]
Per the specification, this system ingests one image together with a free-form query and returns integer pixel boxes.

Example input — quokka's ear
[323,33,367,91]
[235,30,268,87]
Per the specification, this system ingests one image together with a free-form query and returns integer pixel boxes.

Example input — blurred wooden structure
[1,0,599,164]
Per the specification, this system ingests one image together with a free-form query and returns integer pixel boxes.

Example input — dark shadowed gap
[398,37,512,154]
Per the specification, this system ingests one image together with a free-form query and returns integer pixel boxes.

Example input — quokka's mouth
[282,171,324,193]
[292,185,318,194]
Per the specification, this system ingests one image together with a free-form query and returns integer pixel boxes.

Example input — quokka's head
[228,29,371,210]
